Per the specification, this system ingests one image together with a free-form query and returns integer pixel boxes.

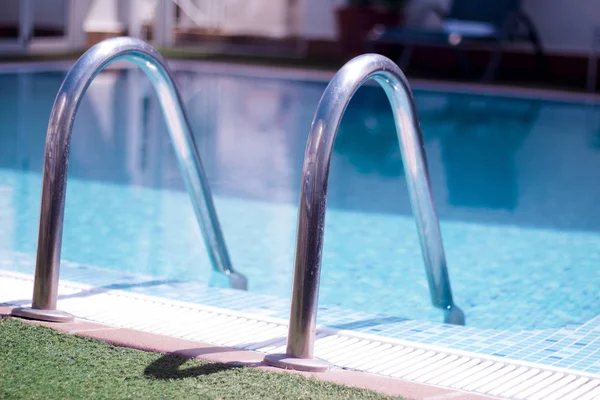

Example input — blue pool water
[0,67,599,331]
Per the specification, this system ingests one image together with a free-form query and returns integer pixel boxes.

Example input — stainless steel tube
[265,54,464,372]
[11,37,246,323]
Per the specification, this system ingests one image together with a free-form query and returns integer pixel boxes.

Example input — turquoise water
[1,68,600,330]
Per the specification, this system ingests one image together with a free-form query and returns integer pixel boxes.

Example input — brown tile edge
[0,306,495,400]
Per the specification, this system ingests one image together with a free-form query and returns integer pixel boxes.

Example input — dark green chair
[366,0,545,81]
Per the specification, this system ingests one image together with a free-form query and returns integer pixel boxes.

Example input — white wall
[81,0,291,39]
[300,0,337,39]
[83,0,126,32]
[523,0,600,54]
[0,0,19,23]
[219,1,289,38]
[177,0,291,38]
[301,0,600,55]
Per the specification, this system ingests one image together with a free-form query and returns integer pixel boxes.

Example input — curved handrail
[265,54,464,372]
[12,37,246,323]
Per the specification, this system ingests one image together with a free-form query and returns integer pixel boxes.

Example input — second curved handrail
[265,54,464,372]
[11,37,247,323]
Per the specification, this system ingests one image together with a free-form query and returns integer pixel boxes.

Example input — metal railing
[264,54,464,372]
[588,27,600,93]
[11,36,247,323]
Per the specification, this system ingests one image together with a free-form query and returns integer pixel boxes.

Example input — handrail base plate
[264,353,332,372]
[11,307,74,323]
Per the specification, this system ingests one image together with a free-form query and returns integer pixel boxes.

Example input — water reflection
[1,69,600,233]
[335,89,404,177]
[424,95,539,211]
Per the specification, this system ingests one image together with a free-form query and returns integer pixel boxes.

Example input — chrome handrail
[588,27,600,92]
[11,37,247,323]
[264,54,464,372]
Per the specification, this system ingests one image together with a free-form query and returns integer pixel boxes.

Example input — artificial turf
[0,317,400,400]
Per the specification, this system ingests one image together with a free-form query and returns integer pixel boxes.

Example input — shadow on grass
[144,346,268,380]
[144,353,242,380]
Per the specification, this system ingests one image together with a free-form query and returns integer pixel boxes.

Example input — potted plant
[335,0,408,58]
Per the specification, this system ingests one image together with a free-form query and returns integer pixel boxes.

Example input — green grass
[0,318,400,400]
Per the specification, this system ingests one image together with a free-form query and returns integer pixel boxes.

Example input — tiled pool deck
[2,250,599,376]
[0,304,501,400]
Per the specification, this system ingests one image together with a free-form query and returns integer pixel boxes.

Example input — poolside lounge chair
[366,0,545,81]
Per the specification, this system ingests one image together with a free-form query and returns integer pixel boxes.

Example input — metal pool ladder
[11,37,247,323]
[265,54,465,372]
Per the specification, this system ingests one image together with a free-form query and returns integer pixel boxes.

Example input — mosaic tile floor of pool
[1,250,599,376]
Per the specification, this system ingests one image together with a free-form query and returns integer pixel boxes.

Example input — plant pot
[335,6,403,59]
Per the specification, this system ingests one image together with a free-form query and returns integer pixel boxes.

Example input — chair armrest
[366,3,447,42]
[414,3,448,27]
[514,11,545,53]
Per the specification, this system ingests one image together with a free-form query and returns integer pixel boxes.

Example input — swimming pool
[1,65,599,333]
